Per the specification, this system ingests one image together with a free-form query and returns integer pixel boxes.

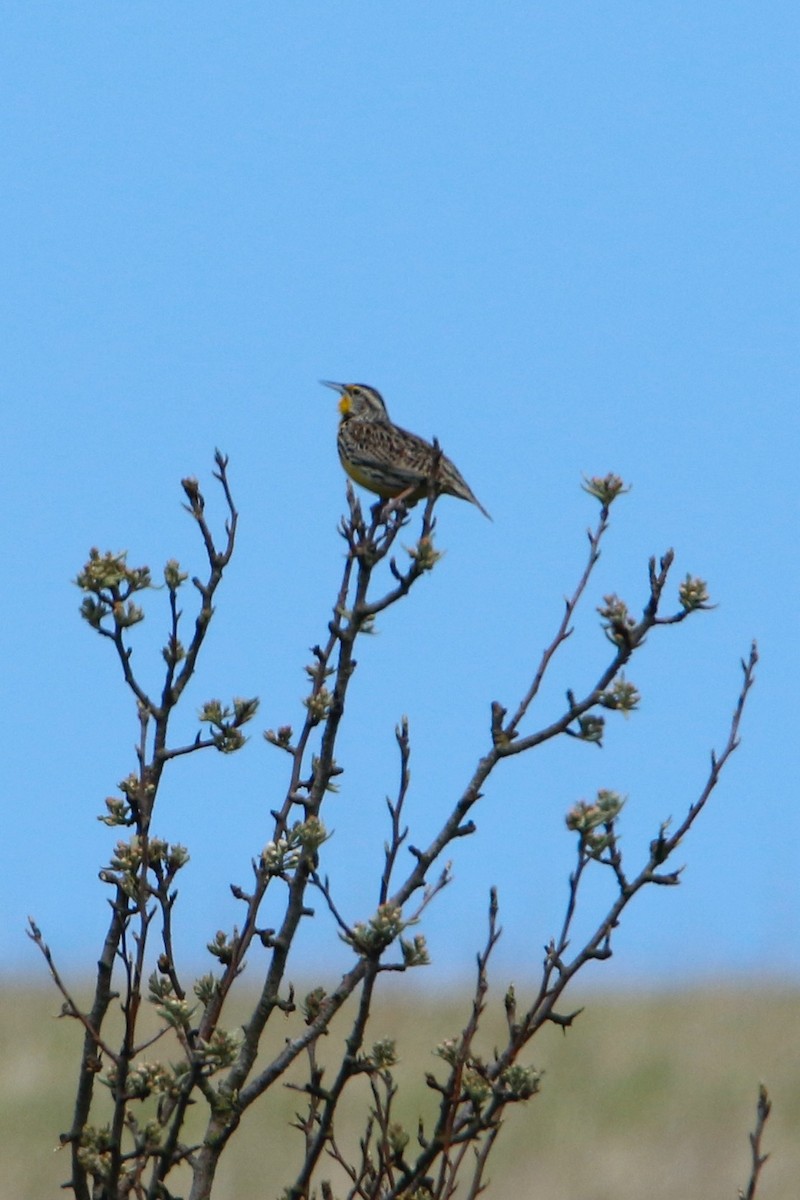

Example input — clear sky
[2,4,797,991]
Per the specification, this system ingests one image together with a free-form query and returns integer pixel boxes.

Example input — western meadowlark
[323,381,491,520]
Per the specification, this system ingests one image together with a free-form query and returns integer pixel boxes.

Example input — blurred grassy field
[3,980,798,1199]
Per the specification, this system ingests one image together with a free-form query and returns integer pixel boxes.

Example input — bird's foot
[376,491,415,524]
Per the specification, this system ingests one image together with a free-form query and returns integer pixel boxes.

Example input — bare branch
[738,1083,772,1200]
[53,465,759,1200]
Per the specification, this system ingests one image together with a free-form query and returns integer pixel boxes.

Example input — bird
[322,381,491,520]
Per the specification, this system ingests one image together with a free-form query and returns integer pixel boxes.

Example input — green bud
[264,725,294,752]
[462,1067,491,1104]
[98,796,132,827]
[214,727,246,754]
[261,836,299,875]
[304,688,332,723]
[679,574,710,611]
[163,559,188,589]
[400,934,430,967]
[346,903,405,956]
[407,535,442,571]
[199,699,225,725]
[195,1028,242,1071]
[194,974,219,1005]
[576,713,605,744]
[156,994,195,1031]
[79,596,110,629]
[302,986,327,1024]
[600,677,641,716]
[371,1038,398,1069]
[232,696,260,725]
[500,1063,541,1100]
[581,473,630,506]
[434,1038,459,1066]
[293,816,328,853]
[162,636,186,666]
[112,600,145,628]
[597,593,637,645]
[206,929,237,965]
[167,843,190,870]
[388,1121,409,1156]
[147,972,174,1002]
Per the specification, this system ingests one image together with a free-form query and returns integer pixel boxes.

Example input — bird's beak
[321,380,352,415]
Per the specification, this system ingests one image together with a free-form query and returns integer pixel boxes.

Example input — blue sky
[2,4,797,991]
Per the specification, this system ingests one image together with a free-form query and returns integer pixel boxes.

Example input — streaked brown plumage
[322,381,491,520]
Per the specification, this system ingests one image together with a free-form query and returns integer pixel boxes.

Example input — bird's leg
[377,487,416,523]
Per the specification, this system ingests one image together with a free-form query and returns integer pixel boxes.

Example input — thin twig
[505,503,610,737]
[738,1083,772,1200]
[27,920,121,1064]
